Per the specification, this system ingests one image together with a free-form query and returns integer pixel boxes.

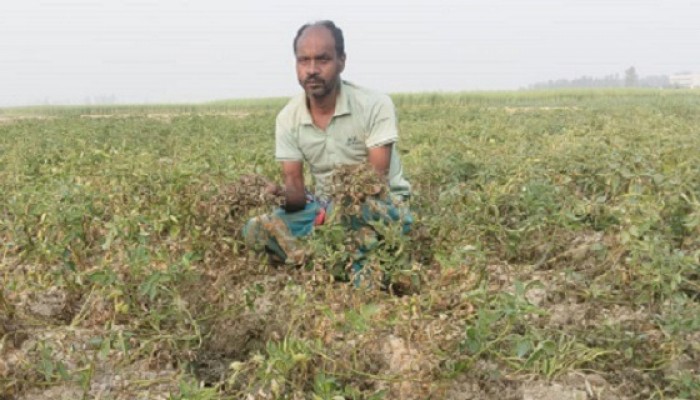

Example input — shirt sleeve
[275,114,304,161]
[365,95,399,148]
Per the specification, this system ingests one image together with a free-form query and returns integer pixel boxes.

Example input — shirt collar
[299,81,352,125]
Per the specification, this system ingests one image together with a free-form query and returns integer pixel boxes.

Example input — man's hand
[264,182,282,197]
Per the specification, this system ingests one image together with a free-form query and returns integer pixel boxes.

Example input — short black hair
[293,20,345,57]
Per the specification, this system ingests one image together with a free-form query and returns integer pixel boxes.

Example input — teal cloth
[243,198,412,283]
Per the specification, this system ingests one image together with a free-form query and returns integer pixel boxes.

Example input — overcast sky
[1,0,698,106]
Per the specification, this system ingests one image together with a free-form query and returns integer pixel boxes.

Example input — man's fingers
[264,182,281,196]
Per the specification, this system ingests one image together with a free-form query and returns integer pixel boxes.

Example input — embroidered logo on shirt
[346,136,361,146]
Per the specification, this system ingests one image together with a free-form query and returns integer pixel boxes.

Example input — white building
[670,73,700,88]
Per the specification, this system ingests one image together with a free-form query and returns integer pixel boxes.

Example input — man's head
[293,21,346,100]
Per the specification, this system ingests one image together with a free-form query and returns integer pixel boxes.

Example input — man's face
[295,26,345,100]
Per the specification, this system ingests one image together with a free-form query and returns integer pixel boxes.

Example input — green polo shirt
[275,81,411,200]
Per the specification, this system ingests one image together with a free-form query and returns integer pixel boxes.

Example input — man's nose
[308,60,320,74]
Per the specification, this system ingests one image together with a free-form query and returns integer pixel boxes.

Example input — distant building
[670,73,700,88]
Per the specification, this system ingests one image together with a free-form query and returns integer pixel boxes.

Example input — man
[243,20,411,266]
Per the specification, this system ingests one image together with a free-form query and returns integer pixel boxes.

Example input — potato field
[1,89,699,399]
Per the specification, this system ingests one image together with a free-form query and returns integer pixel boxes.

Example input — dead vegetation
[2,91,700,399]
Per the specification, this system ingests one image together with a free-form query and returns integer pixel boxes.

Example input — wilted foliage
[226,174,285,216]
[329,163,389,215]
[2,90,700,399]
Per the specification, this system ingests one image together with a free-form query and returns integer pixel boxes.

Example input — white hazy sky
[1,0,699,106]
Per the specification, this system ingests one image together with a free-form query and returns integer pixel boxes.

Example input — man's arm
[367,143,392,179]
[365,95,398,180]
[281,161,306,212]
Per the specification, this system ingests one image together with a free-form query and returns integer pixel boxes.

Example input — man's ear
[338,54,346,73]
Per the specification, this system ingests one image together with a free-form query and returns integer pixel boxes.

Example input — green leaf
[516,339,531,358]
[98,336,111,360]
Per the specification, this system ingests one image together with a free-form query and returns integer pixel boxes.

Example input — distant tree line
[529,66,671,89]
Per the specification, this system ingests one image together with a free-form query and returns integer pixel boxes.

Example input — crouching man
[243,20,411,266]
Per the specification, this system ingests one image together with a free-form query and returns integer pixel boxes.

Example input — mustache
[304,76,325,85]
